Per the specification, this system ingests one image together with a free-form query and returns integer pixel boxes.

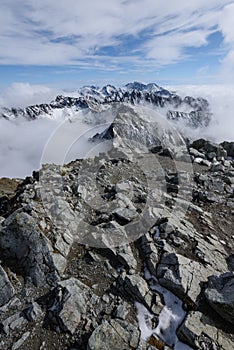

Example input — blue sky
[0,0,234,94]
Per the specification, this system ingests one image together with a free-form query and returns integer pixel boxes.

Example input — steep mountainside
[0,105,233,350]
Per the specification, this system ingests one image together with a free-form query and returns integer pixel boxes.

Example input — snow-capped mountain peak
[0,82,212,128]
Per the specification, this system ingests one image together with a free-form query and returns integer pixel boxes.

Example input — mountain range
[0,82,233,349]
[0,82,212,128]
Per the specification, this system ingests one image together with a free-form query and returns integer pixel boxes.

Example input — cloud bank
[170,84,234,143]
[0,111,109,178]
[0,83,233,179]
[0,83,59,108]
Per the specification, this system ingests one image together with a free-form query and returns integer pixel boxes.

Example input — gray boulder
[204,272,234,324]
[1,312,28,334]
[178,311,233,350]
[87,319,155,350]
[48,278,99,334]
[189,147,206,159]
[221,141,234,158]
[24,302,43,322]
[0,266,15,307]
[117,273,151,306]
[156,252,214,306]
[191,139,227,159]
[0,211,66,287]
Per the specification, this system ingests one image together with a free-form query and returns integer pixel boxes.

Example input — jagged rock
[191,138,207,150]
[207,151,217,160]
[193,157,211,167]
[192,139,227,159]
[92,105,189,161]
[116,273,153,308]
[54,229,73,257]
[113,207,138,224]
[156,252,215,306]
[0,266,15,307]
[0,211,66,287]
[221,141,234,158]
[204,272,234,324]
[167,109,211,127]
[137,233,159,276]
[87,319,155,350]
[93,105,163,151]
[115,181,132,193]
[178,311,233,349]
[1,100,234,350]
[116,244,138,271]
[113,302,129,320]
[48,277,99,334]
[99,244,137,271]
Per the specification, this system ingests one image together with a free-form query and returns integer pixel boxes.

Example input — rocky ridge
[0,82,211,128]
[0,105,233,350]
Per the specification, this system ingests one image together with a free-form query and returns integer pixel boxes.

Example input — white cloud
[145,29,210,64]
[0,83,59,108]
[218,3,234,44]
[0,117,59,178]
[0,0,233,70]
[0,110,109,178]
[217,3,234,79]
[167,84,234,143]
[0,82,233,179]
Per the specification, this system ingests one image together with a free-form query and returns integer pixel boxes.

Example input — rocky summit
[0,104,233,350]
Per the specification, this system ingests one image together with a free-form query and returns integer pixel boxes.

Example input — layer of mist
[0,84,233,178]
[168,84,234,143]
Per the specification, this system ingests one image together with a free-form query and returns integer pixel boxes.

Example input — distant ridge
[0,82,212,128]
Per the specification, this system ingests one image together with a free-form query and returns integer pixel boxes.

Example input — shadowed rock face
[221,141,234,158]
[204,272,234,324]
[0,82,211,128]
[0,104,233,350]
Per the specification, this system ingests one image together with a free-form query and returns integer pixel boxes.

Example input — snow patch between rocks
[135,270,192,349]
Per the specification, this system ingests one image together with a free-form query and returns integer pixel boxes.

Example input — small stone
[1,312,28,334]
[24,302,43,322]
[12,332,30,350]
[210,163,225,172]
